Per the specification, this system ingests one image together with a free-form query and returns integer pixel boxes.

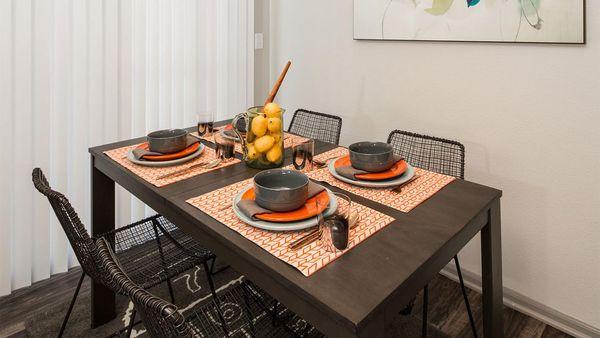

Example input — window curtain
[0,0,254,296]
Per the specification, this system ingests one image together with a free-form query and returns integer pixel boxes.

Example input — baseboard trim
[440,266,599,338]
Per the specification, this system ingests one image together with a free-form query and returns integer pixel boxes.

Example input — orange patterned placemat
[104,144,240,188]
[306,147,456,213]
[186,178,395,277]
[199,130,308,154]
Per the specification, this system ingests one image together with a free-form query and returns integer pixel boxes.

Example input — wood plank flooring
[0,267,572,338]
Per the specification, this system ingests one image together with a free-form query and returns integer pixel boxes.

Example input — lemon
[254,135,275,153]
[247,143,259,160]
[270,132,282,144]
[267,117,282,133]
[250,115,268,137]
[266,145,282,163]
[264,103,282,118]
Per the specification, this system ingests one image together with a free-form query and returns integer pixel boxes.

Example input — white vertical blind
[0,0,254,296]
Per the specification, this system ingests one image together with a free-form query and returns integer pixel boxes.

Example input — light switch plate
[255,33,264,50]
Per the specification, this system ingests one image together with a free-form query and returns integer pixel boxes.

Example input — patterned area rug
[25,261,447,337]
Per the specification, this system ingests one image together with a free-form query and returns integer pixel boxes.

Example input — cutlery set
[289,209,359,251]
[156,158,222,180]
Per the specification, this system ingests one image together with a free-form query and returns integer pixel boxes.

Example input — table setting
[185,132,455,276]
[102,60,457,276]
[103,125,241,187]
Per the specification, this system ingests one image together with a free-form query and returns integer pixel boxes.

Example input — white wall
[264,0,600,330]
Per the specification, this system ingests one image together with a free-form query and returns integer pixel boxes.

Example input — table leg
[481,199,503,337]
[91,159,116,327]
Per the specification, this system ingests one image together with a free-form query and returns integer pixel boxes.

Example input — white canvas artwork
[354,0,585,43]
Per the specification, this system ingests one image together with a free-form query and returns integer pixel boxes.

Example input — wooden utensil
[264,61,292,106]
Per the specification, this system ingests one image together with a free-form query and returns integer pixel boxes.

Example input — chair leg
[209,256,216,275]
[58,271,85,337]
[422,284,429,338]
[210,256,230,276]
[126,309,136,338]
[151,221,176,304]
[454,255,478,338]
[271,300,280,326]
[240,282,257,337]
[202,261,229,335]
[165,277,176,304]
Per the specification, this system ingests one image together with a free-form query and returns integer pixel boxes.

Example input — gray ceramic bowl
[254,169,309,212]
[147,129,189,154]
[349,141,395,172]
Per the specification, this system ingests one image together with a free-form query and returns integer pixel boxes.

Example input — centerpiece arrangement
[231,61,291,169]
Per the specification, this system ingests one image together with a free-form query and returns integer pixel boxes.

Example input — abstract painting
[354,0,585,43]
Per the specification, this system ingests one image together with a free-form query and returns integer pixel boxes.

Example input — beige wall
[258,0,600,331]
[254,0,270,105]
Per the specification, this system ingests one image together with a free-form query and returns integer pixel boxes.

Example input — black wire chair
[32,168,217,337]
[97,237,315,337]
[387,131,476,338]
[288,109,343,145]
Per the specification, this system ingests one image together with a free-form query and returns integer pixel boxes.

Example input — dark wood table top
[89,123,502,337]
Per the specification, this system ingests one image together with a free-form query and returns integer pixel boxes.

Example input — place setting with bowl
[104,121,240,187]
[299,140,456,214]
[187,165,395,277]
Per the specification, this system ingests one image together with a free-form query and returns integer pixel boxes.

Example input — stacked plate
[327,142,415,188]
[127,142,205,167]
[232,186,337,231]
[232,169,338,232]
[327,157,415,188]
[126,129,205,167]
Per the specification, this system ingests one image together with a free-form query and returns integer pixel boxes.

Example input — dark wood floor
[0,267,571,338]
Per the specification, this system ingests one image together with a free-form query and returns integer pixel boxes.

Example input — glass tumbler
[292,138,315,173]
[320,193,353,252]
[197,111,215,137]
[214,132,235,162]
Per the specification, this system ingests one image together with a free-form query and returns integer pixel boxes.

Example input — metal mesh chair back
[32,168,102,280]
[288,109,343,145]
[97,238,197,338]
[387,131,465,179]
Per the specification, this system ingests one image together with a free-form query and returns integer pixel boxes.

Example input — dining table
[88,120,504,337]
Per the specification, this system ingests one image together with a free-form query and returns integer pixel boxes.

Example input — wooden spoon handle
[264,61,292,106]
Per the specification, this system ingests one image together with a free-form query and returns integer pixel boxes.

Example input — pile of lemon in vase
[245,103,285,168]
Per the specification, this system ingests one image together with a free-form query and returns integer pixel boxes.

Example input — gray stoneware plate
[126,143,205,167]
[232,185,338,232]
[327,157,415,188]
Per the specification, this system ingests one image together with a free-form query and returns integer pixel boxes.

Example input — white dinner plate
[327,157,416,188]
[232,186,338,232]
[126,143,205,167]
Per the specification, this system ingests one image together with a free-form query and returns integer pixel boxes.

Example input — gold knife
[289,229,322,251]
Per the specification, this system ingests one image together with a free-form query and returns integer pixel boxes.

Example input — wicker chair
[288,109,343,145]
[97,237,309,337]
[387,131,476,338]
[32,168,217,337]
